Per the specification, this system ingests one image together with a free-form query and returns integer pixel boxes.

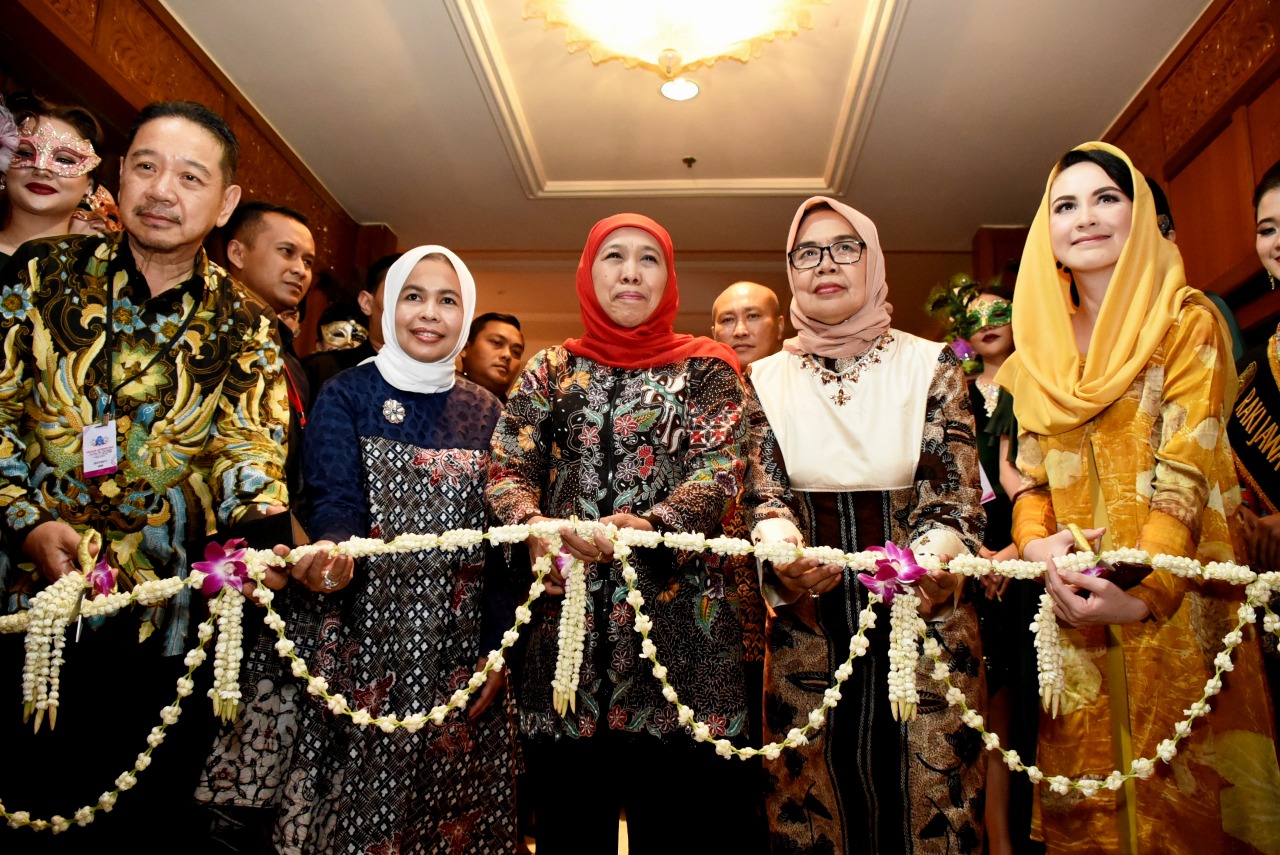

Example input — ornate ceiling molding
[445,0,907,199]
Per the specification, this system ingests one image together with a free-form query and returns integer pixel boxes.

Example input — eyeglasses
[787,240,866,270]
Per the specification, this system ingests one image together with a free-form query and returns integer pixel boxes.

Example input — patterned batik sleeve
[487,348,556,525]
[205,312,289,526]
[1011,433,1056,554]
[645,357,746,535]
[0,247,52,544]
[303,375,369,543]
[1131,304,1229,620]
[904,352,983,557]
[741,370,805,535]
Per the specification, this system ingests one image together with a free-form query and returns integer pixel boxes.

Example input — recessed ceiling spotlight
[660,77,700,101]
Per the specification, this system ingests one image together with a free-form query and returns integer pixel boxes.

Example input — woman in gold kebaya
[999,142,1280,854]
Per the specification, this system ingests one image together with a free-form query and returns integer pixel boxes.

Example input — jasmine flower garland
[4,524,1280,836]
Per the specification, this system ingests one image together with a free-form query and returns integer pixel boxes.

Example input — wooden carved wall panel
[1248,74,1280,180]
[1159,0,1278,158]
[1112,103,1165,180]
[98,0,222,108]
[36,0,98,44]
[1167,118,1256,291]
[229,108,356,276]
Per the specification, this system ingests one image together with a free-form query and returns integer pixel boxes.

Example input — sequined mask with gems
[9,117,101,178]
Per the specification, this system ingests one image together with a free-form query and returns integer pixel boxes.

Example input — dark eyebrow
[1261,216,1280,228]
[179,157,213,179]
[794,233,859,248]
[128,148,213,180]
[601,240,662,255]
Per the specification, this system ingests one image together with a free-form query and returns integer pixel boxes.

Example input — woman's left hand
[287,541,356,594]
[466,656,505,720]
[1046,562,1149,627]
[559,513,654,566]
[915,554,961,619]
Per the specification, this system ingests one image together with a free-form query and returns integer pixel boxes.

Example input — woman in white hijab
[273,246,520,853]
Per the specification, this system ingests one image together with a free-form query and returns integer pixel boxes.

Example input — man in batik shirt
[0,101,288,852]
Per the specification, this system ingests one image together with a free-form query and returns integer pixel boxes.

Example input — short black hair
[1255,159,1280,214]
[1058,148,1134,201]
[226,201,309,245]
[467,312,522,345]
[365,253,399,294]
[318,299,365,327]
[126,101,239,184]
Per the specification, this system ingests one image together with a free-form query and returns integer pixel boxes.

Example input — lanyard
[99,256,202,425]
[282,361,306,429]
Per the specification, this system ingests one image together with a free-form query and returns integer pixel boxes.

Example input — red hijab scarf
[564,213,740,374]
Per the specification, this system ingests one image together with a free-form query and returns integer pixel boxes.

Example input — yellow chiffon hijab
[996,141,1234,436]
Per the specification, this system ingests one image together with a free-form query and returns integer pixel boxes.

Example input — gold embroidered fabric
[1012,302,1280,854]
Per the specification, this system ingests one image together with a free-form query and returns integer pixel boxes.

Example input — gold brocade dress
[1012,303,1280,854]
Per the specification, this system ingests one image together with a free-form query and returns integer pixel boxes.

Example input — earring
[1271,272,1277,291]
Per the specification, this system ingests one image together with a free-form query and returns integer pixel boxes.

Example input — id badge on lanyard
[82,417,118,477]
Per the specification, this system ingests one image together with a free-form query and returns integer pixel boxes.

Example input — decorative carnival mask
[8,116,100,178]
[71,185,122,233]
[962,298,1012,337]
[321,320,369,351]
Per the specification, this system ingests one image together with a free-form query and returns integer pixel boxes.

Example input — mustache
[132,205,181,224]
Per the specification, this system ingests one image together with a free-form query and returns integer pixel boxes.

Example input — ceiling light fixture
[525,0,823,95]
[660,76,700,101]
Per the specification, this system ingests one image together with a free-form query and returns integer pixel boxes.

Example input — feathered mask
[0,102,18,175]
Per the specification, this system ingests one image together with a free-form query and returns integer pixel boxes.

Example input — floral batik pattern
[487,347,751,740]
[0,233,288,651]
[746,350,987,855]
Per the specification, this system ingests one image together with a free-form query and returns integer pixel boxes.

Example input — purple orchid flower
[949,339,976,361]
[553,549,575,575]
[858,543,927,604]
[193,538,249,596]
[88,557,115,597]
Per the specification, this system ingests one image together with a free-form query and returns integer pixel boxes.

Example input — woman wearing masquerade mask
[270,247,519,853]
[0,93,107,265]
[745,197,986,854]
[488,214,758,854]
[999,143,1280,853]
[934,275,1040,855]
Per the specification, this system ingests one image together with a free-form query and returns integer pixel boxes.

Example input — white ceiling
[161,0,1208,256]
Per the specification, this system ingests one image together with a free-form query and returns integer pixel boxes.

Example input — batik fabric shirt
[487,347,750,741]
[0,233,288,652]
[272,366,517,854]
[745,334,987,855]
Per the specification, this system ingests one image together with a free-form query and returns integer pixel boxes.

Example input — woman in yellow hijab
[998,143,1280,854]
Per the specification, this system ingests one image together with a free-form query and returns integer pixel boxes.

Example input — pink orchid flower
[88,557,115,597]
[858,543,927,604]
[554,549,576,574]
[193,538,249,597]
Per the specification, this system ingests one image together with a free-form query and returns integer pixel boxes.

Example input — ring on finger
[322,572,338,591]
[809,589,821,600]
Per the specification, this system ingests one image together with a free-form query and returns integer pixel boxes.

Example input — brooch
[382,399,405,425]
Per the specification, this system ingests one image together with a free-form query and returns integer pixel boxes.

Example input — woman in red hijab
[488,214,761,853]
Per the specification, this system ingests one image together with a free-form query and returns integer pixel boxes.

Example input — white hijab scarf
[369,245,476,394]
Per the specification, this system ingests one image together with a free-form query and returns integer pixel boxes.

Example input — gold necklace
[799,333,892,406]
